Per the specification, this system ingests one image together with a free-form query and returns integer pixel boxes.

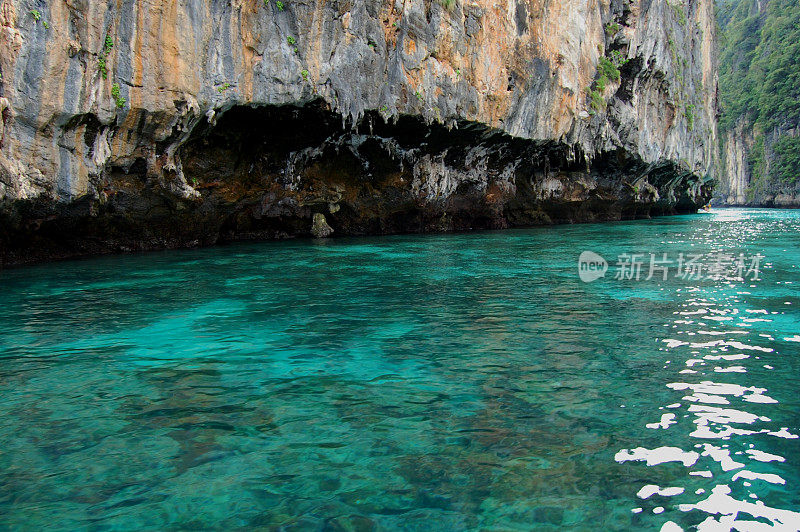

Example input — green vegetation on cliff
[718,0,800,189]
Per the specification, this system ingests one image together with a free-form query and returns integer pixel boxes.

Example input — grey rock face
[0,0,718,265]
[715,115,800,207]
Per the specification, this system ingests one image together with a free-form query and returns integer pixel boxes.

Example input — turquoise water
[0,208,798,530]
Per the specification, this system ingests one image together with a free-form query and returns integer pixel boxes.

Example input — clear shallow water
[0,208,798,531]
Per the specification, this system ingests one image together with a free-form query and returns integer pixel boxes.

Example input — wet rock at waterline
[311,213,334,238]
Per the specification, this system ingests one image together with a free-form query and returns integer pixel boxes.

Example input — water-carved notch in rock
[174,101,710,242]
[0,98,712,266]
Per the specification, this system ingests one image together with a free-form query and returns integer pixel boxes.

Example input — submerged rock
[0,0,718,266]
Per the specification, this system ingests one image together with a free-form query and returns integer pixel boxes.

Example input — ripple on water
[615,212,800,530]
[0,208,798,530]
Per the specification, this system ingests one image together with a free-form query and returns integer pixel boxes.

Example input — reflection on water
[0,208,798,530]
[616,293,800,529]
[612,210,800,531]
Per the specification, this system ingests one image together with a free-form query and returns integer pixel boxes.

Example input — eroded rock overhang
[0,101,712,266]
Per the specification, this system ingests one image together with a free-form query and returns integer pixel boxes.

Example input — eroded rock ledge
[0,0,718,266]
[1,102,711,266]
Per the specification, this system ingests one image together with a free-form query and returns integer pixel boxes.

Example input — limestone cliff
[717,115,751,205]
[717,116,800,207]
[714,0,800,207]
[0,0,717,265]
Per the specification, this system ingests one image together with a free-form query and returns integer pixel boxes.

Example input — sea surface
[0,208,798,530]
